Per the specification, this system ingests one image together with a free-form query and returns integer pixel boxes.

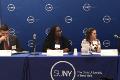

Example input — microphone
[114,34,120,39]
[32,33,36,52]
[33,33,36,40]
[114,34,120,53]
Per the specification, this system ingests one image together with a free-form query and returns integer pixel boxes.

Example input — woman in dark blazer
[42,25,71,52]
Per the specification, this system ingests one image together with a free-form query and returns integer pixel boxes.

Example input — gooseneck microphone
[114,34,120,53]
[114,34,120,39]
[33,33,36,52]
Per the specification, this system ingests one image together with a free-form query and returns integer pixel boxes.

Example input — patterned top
[81,39,101,52]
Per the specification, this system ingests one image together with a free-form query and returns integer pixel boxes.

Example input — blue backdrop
[0,0,120,51]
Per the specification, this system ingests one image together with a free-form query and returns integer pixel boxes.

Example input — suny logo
[65,16,72,23]
[7,4,15,12]
[27,16,35,24]
[50,61,76,80]
[82,3,93,12]
[103,15,112,23]
[45,4,53,12]
[103,40,111,47]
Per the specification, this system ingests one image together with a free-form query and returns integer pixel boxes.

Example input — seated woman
[81,28,101,53]
[42,25,71,52]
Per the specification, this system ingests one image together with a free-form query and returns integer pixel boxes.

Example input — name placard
[0,50,12,56]
[47,50,63,56]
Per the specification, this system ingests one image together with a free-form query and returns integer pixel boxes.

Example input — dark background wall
[0,0,120,51]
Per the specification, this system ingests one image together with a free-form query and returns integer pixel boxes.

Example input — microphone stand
[32,33,36,53]
[118,39,120,53]
[114,34,120,53]
[30,34,38,55]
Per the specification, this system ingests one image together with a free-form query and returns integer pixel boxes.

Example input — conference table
[0,52,119,80]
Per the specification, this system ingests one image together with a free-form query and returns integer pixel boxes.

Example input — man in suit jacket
[0,24,21,51]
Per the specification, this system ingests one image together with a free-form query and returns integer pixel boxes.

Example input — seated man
[0,24,21,51]
[42,25,71,52]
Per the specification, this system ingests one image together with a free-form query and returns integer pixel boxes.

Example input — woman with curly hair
[42,25,71,52]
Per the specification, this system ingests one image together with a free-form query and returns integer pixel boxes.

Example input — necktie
[4,41,10,50]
